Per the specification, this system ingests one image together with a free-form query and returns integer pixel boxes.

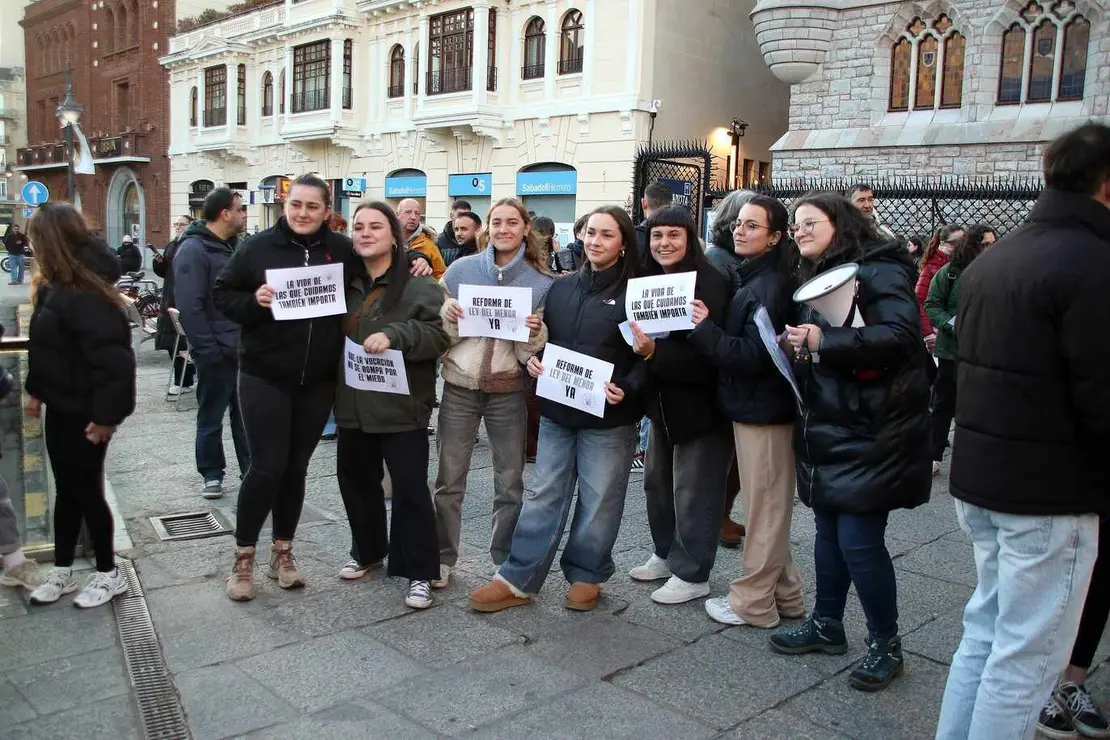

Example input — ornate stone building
[750,0,1109,178]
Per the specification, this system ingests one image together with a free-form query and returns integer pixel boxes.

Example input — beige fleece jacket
[439,297,548,393]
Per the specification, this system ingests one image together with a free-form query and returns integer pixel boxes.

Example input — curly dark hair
[951,224,997,269]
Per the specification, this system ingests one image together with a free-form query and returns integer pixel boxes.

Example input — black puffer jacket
[213,218,352,385]
[793,241,932,514]
[27,282,135,426]
[689,246,797,426]
[153,235,184,351]
[539,263,644,430]
[636,261,730,444]
[952,189,1110,516]
[81,238,123,283]
[117,242,142,273]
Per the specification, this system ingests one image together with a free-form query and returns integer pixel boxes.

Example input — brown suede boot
[565,582,600,611]
[226,546,257,602]
[719,519,746,548]
[268,540,305,589]
[469,578,531,613]
[720,462,745,547]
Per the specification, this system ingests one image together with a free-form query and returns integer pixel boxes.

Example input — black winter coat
[793,241,932,514]
[213,218,352,386]
[539,263,644,430]
[636,262,730,444]
[438,226,477,267]
[174,224,241,364]
[82,238,123,283]
[952,189,1110,516]
[117,242,142,273]
[705,245,744,297]
[153,236,182,351]
[689,246,797,426]
[27,283,135,426]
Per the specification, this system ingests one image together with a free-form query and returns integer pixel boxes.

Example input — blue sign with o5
[516,170,577,196]
[448,173,492,197]
[384,176,427,198]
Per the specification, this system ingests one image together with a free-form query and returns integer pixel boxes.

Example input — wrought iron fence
[753,177,1044,239]
[631,140,713,227]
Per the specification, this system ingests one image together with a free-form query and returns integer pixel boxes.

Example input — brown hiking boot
[268,540,305,589]
[566,582,600,611]
[226,546,257,601]
[719,518,746,548]
[469,578,531,613]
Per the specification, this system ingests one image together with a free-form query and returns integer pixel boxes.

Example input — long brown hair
[479,197,552,275]
[29,203,125,308]
[920,224,964,267]
[350,200,410,313]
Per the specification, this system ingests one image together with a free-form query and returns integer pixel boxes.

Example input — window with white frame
[997,0,1090,104]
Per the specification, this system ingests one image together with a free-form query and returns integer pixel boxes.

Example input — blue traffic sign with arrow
[21,181,49,207]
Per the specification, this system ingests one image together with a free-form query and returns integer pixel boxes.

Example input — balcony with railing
[413,64,503,138]
[427,67,472,96]
[166,2,286,55]
[522,63,545,80]
[558,53,584,75]
[292,89,330,114]
[203,108,228,128]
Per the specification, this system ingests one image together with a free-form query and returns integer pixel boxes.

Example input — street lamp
[728,118,748,190]
[55,70,84,203]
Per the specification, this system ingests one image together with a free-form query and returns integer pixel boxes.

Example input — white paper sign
[265,263,346,321]
[535,343,614,419]
[754,306,802,406]
[626,272,697,334]
[618,320,669,347]
[456,284,532,342]
[343,338,410,396]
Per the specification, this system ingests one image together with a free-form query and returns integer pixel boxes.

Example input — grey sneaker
[1057,681,1110,738]
[1,558,42,589]
[202,480,223,499]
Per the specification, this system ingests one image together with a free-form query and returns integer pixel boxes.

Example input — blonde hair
[479,197,552,275]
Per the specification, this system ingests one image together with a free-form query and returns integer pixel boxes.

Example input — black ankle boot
[769,615,848,655]
[849,635,904,691]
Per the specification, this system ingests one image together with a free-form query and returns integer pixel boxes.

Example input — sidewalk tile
[472,683,716,739]
[904,611,964,666]
[0,679,36,727]
[246,700,436,739]
[730,708,854,739]
[376,645,588,735]
[265,570,414,636]
[4,694,140,740]
[895,537,978,588]
[175,664,296,740]
[236,630,426,713]
[1,605,117,670]
[364,602,524,669]
[7,647,128,715]
[529,615,683,679]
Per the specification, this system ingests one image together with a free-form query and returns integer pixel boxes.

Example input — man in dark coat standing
[936,124,1110,740]
[153,215,195,392]
[116,235,142,273]
[436,199,473,268]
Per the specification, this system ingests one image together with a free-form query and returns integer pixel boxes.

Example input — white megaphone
[792,263,865,327]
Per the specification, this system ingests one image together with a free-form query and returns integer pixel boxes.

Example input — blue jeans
[935,500,1098,740]
[8,254,24,284]
[498,418,638,594]
[195,357,249,482]
[322,412,337,437]
[813,508,899,640]
[638,416,651,454]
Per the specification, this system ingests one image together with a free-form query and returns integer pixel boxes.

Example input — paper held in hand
[754,306,802,406]
[456,284,532,342]
[625,272,696,334]
[265,263,346,321]
[343,338,410,396]
[535,343,614,419]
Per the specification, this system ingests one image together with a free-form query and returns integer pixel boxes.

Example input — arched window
[887,15,964,112]
[558,10,584,74]
[889,38,911,111]
[1027,21,1055,102]
[237,63,246,125]
[523,17,545,79]
[1058,15,1089,100]
[105,8,116,54]
[913,35,939,109]
[998,24,1026,103]
[261,71,273,116]
[940,32,965,107]
[388,45,404,98]
[127,0,138,46]
[116,4,127,51]
[189,86,197,126]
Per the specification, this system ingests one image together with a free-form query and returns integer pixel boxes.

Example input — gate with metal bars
[631,141,714,228]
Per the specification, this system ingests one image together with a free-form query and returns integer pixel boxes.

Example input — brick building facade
[17,0,173,254]
[750,0,1110,179]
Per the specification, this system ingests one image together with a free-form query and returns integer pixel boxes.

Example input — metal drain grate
[113,561,191,739]
[149,510,232,542]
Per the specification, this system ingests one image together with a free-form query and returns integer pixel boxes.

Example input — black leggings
[337,427,438,581]
[1070,517,1109,670]
[234,373,335,547]
[46,410,114,572]
[930,358,957,462]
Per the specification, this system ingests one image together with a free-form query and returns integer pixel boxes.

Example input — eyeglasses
[788,219,830,236]
[733,220,770,233]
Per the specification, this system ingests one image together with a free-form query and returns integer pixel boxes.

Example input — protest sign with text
[625,272,696,334]
[535,343,614,419]
[265,263,346,321]
[456,284,532,342]
[343,338,410,395]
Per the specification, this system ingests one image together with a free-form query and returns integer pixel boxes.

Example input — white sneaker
[168,385,183,396]
[651,575,711,605]
[405,580,433,609]
[29,567,77,604]
[339,559,369,580]
[704,595,780,628]
[74,569,129,609]
[932,461,942,476]
[629,554,672,582]
[202,480,224,499]
[431,564,451,589]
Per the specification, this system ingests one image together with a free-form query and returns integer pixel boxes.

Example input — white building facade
[161,0,789,231]
[750,0,1110,178]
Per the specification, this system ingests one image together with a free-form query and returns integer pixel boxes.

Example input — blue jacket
[174,223,241,363]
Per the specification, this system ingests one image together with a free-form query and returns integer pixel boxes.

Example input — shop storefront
[384,169,427,211]
[517,163,578,240]
[447,173,492,220]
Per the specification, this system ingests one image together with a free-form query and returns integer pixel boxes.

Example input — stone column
[225,61,235,138]
[509,7,521,105]
[584,0,596,97]
[473,3,490,105]
[330,36,344,123]
[417,14,429,110]
[544,0,557,101]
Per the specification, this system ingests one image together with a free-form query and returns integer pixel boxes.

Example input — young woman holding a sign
[624,205,733,606]
[777,192,931,691]
[469,205,643,614]
[688,195,805,628]
[434,198,554,589]
[334,201,449,609]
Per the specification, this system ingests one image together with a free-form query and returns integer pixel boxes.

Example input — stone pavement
[2,279,1109,738]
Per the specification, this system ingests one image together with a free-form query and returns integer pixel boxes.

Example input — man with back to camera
[935,123,1110,739]
[173,188,251,499]
[437,199,474,267]
[397,198,447,279]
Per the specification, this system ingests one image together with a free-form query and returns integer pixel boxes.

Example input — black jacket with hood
[951,189,1110,516]
[436,221,476,267]
[792,240,932,514]
[213,217,353,385]
[174,221,241,364]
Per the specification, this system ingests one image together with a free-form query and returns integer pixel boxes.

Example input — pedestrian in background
[551,214,587,274]
[469,206,643,614]
[626,205,731,605]
[116,234,142,274]
[434,198,553,589]
[776,192,932,692]
[691,195,804,628]
[936,123,1110,740]
[397,199,446,279]
[437,199,473,267]
[915,224,964,353]
[24,202,136,609]
[3,224,30,285]
[334,201,448,609]
[446,211,482,267]
[153,215,196,395]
